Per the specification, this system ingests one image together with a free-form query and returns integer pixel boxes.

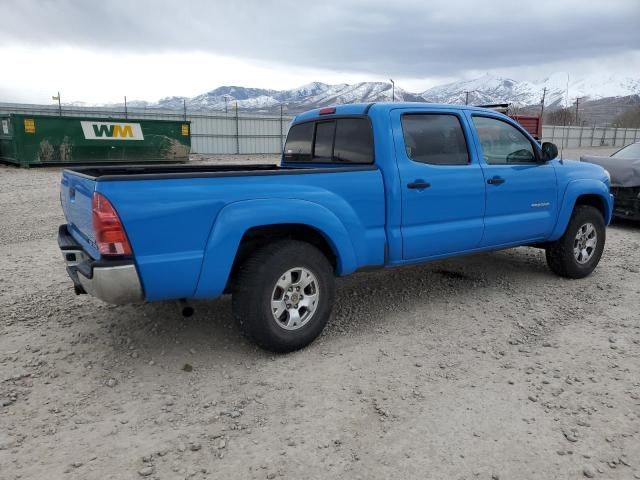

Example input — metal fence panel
[3,103,638,155]
[542,125,640,149]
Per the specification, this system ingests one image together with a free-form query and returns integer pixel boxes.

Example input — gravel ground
[1,148,639,480]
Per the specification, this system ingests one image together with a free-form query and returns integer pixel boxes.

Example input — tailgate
[60,170,100,259]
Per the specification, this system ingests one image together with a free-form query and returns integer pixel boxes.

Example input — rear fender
[549,179,613,240]
[194,199,358,298]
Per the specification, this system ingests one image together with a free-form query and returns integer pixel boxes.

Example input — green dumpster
[0,114,191,166]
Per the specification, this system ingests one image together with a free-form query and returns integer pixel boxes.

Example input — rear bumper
[58,225,144,304]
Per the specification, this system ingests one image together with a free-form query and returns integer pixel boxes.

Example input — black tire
[232,240,335,352]
[545,205,605,279]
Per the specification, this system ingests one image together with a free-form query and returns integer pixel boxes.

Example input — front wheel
[232,240,335,352]
[545,205,606,279]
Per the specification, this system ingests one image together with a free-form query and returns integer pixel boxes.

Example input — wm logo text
[81,121,144,141]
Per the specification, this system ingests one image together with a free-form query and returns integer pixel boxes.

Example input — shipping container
[0,114,190,166]
[475,104,543,139]
[510,115,543,140]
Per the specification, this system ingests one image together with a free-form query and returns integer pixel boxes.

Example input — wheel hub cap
[573,222,597,264]
[271,267,319,331]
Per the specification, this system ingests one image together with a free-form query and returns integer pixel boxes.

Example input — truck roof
[293,102,494,123]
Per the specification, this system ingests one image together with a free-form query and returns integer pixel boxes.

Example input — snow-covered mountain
[421,73,640,108]
[421,75,540,106]
[104,73,640,113]
[555,73,640,103]
[147,81,423,112]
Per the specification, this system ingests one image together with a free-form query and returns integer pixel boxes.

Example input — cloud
[1,0,638,79]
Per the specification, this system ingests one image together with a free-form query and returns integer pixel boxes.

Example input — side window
[400,114,469,165]
[313,121,335,161]
[283,122,313,162]
[472,116,536,164]
[333,119,373,164]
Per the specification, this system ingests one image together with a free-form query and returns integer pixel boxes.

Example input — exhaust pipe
[177,299,194,318]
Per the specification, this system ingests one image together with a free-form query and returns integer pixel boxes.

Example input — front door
[392,109,486,260]
[469,114,558,246]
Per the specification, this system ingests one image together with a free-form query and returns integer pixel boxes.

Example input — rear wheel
[545,205,605,279]
[232,240,335,352]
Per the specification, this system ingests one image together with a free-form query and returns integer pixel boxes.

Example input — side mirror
[541,142,558,161]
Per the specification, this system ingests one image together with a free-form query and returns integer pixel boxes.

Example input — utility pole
[465,90,470,105]
[234,101,240,154]
[280,104,284,149]
[124,96,128,119]
[389,79,395,102]
[223,95,230,114]
[574,96,584,126]
[539,87,547,120]
[52,91,62,116]
[183,99,187,121]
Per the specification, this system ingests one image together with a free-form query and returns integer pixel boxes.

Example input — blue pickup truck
[58,103,614,351]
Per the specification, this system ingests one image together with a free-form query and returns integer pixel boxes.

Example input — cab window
[401,114,469,165]
[283,118,373,164]
[333,118,373,163]
[313,121,335,161]
[283,122,313,162]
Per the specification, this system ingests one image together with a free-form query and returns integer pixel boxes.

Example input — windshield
[612,143,640,160]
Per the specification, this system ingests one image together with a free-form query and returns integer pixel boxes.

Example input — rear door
[468,114,558,246]
[391,108,486,260]
[60,170,100,258]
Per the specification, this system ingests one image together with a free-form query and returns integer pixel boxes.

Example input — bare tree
[612,106,640,128]
[544,107,575,126]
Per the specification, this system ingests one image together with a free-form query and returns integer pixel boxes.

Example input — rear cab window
[282,122,313,162]
[283,117,373,165]
[313,122,335,161]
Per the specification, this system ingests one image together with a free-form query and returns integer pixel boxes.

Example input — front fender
[549,179,613,241]
[194,199,360,298]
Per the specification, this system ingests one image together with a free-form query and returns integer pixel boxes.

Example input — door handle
[407,180,431,190]
[487,176,505,185]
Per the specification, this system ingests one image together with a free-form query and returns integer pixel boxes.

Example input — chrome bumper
[75,263,143,304]
[58,225,144,305]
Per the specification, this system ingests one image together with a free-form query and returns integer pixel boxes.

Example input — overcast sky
[1,0,639,103]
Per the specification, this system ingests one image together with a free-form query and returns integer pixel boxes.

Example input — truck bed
[65,163,377,181]
[60,161,387,300]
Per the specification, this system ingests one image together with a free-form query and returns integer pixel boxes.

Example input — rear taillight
[92,192,132,256]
